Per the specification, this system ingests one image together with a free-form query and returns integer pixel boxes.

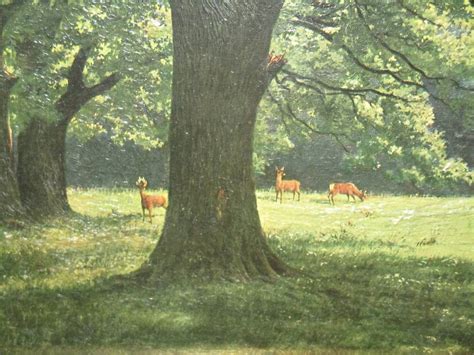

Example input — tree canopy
[258,0,473,194]
[0,0,472,222]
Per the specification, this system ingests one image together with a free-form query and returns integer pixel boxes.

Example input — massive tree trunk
[143,0,289,282]
[17,46,120,218]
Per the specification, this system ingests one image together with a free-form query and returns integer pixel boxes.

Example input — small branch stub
[267,52,287,74]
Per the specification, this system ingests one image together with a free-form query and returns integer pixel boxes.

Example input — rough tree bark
[0,4,23,221]
[17,46,120,218]
[142,0,289,282]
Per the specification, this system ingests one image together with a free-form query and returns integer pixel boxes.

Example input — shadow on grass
[4,210,161,241]
[1,241,473,352]
[1,213,473,351]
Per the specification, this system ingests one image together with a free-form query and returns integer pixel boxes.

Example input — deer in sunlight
[275,166,301,203]
[135,177,167,223]
[328,182,366,205]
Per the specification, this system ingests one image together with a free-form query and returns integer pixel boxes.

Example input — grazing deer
[328,182,366,205]
[135,177,167,223]
[275,166,301,203]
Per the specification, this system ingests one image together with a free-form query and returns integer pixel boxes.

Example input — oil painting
[1,1,473,353]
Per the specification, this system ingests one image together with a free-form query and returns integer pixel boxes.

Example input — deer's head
[275,166,286,178]
[136,177,148,190]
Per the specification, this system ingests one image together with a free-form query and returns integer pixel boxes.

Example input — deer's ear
[281,166,285,170]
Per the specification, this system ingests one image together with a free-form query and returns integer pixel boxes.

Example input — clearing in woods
[1,189,473,352]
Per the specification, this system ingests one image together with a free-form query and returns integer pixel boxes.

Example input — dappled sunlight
[1,189,473,351]
[1,241,472,351]
[0,205,162,294]
[2,0,473,352]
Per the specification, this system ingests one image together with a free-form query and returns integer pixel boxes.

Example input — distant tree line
[66,132,440,195]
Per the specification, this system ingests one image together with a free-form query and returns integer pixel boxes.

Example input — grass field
[1,188,473,353]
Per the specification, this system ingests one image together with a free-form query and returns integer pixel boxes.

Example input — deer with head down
[275,166,301,203]
[135,177,167,223]
[328,182,366,205]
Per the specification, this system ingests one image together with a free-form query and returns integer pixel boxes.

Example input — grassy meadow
[1,188,473,353]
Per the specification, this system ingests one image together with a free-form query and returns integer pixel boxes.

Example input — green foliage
[3,1,472,195]
[256,0,474,194]
[1,189,473,351]
[5,2,172,148]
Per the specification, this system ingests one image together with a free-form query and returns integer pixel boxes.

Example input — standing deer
[275,166,301,203]
[135,177,167,223]
[328,182,366,205]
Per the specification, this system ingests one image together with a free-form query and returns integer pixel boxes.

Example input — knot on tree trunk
[266,52,287,74]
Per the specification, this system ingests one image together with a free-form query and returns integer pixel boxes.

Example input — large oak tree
[16,46,119,217]
[141,0,290,282]
[7,3,170,218]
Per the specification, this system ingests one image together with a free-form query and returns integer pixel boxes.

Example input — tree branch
[85,73,121,101]
[282,68,417,102]
[55,45,121,122]
[267,90,352,152]
[396,0,441,28]
[66,45,93,93]
[292,18,334,41]
[354,2,439,82]
[267,91,293,138]
[292,15,425,91]
[355,1,474,93]
[347,94,380,133]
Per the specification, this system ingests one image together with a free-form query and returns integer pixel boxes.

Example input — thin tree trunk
[143,0,289,282]
[0,70,22,220]
[0,4,23,221]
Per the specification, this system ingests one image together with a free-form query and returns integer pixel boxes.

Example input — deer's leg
[329,192,335,205]
[142,207,146,222]
[148,208,153,223]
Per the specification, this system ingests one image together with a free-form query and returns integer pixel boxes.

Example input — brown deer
[135,177,167,223]
[275,166,301,203]
[328,182,366,205]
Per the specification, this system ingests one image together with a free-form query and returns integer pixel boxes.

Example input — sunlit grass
[257,190,474,260]
[1,189,473,352]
